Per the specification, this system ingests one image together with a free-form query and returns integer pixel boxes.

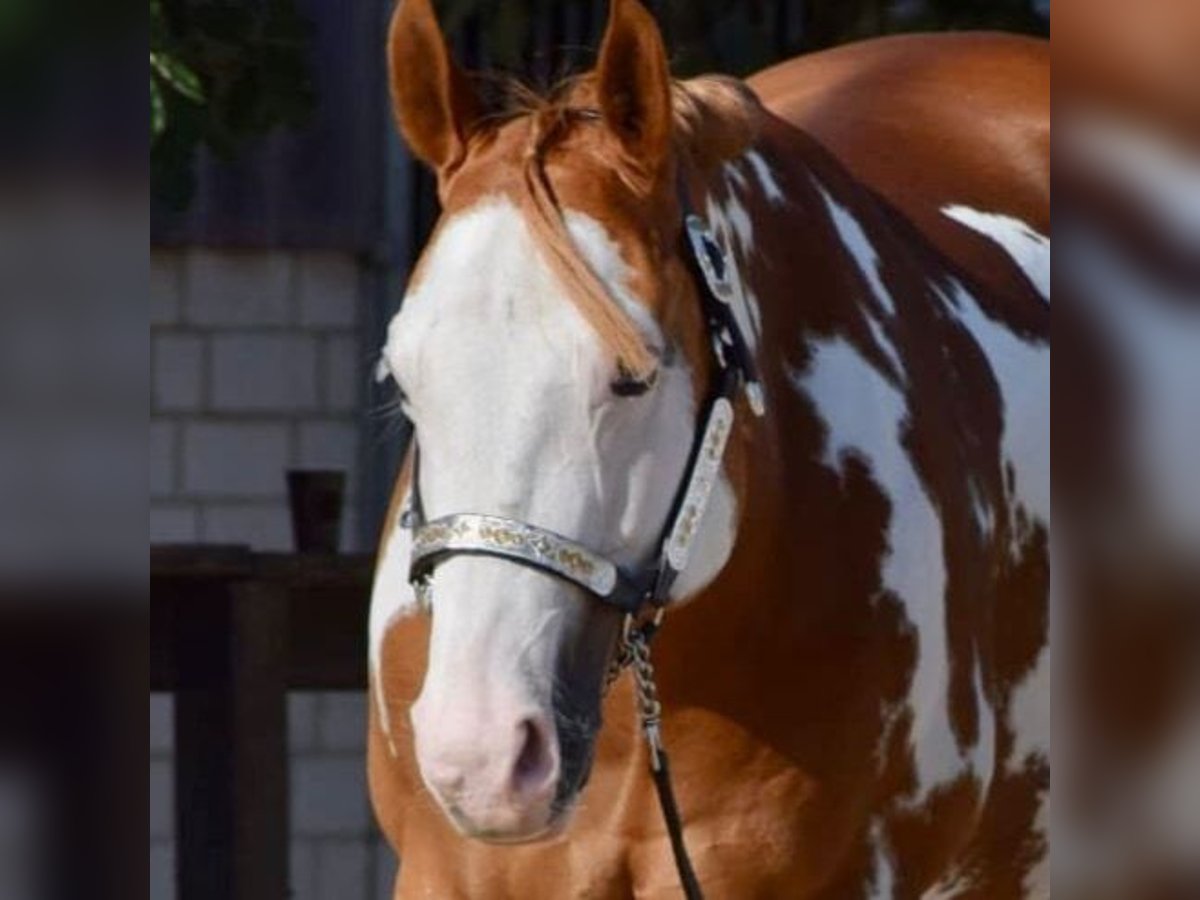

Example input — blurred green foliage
[436,0,1047,77]
[150,0,316,208]
[147,0,1046,208]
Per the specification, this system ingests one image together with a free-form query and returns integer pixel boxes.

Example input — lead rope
[616,625,705,900]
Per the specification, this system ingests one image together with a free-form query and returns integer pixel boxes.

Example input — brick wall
[150,247,398,899]
[150,247,365,552]
[150,693,396,900]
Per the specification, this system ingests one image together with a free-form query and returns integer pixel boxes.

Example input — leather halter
[403,196,762,615]
[400,188,762,900]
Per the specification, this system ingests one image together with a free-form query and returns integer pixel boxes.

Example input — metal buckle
[685,215,734,302]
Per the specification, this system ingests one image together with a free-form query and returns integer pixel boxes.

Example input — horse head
[371,0,759,842]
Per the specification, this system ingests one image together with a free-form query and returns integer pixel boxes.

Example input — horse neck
[687,130,836,625]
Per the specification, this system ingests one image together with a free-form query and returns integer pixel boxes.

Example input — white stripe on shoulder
[941,205,1050,302]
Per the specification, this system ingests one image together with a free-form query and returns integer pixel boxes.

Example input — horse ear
[388,0,482,176]
[595,0,674,172]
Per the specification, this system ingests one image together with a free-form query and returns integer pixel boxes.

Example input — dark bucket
[286,470,345,554]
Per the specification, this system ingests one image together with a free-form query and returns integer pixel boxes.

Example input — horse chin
[448,797,576,845]
[472,807,574,845]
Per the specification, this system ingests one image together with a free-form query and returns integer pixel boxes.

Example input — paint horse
[368,0,1050,896]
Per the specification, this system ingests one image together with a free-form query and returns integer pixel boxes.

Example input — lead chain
[627,627,666,771]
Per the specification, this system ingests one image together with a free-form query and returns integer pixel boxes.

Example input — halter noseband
[399,189,762,900]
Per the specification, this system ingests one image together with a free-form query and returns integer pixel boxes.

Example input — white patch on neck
[867,819,897,900]
[811,180,905,380]
[703,148,793,354]
[939,279,1051,535]
[1009,644,1050,767]
[921,871,976,900]
[744,150,787,205]
[1006,641,1051,897]
[792,337,974,799]
[814,183,895,315]
[941,205,1051,302]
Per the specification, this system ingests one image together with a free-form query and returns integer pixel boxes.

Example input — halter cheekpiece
[400,186,763,900]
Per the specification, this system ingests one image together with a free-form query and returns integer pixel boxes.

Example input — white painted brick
[211,334,318,412]
[149,694,174,753]
[149,841,176,900]
[184,249,293,326]
[323,334,363,412]
[149,760,174,838]
[298,421,359,498]
[290,838,318,900]
[153,334,204,411]
[372,843,399,900]
[289,693,320,751]
[182,422,289,497]
[317,840,368,900]
[291,758,369,836]
[298,252,360,328]
[202,502,292,551]
[150,251,184,326]
[150,504,199,544]
[317,694,367,752]
[150,422,176,497]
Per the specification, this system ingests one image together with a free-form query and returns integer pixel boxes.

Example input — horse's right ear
[388,0,482,177]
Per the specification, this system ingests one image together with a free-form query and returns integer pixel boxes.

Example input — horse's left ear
[595,0,674,172]
[388,0,482,178]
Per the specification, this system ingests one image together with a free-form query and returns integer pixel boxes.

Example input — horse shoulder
[749,33,1049,306]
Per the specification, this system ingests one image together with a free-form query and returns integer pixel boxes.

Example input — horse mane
[475,73,762,383]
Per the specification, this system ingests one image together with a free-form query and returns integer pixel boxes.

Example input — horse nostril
[511,716,556,799]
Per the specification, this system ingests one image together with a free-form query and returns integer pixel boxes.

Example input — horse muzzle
[411,693,569,841]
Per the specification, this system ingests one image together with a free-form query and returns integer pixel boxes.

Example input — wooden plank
[287,578,371,690]
[152,551,374,690]
[230,581,290,900]
[151,545,254,581]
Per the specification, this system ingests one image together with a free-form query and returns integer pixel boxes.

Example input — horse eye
[611,368,658,398]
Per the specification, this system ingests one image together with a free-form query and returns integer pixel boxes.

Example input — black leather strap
[651,748,705,900]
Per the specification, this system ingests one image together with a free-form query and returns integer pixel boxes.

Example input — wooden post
[173,579,289,900]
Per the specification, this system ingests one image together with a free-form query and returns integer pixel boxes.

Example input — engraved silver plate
[665,397,734,572]
[411,514,619,597]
